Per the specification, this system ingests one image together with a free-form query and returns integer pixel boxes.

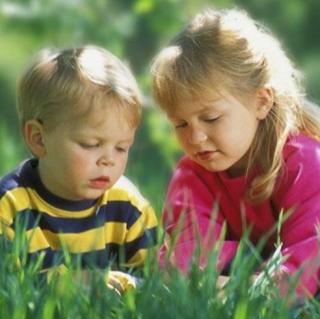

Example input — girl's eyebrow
[200,101,222,109]
[167,114,182,121]
[118,138,134,144]
[168,106,220,120]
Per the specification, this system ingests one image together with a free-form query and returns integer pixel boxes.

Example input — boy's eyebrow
[76,133,134,144]
[104,136,135,144]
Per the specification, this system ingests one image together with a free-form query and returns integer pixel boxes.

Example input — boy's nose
[98,154,115,166]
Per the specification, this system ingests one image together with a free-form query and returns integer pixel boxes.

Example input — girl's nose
[188,127,207,145]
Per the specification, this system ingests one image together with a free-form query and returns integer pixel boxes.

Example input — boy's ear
[24,120,46,157]
[255,87,274,120]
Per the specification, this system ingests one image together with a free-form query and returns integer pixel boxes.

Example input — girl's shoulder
[174,156,214,181]
[176,156,209,173]
[274,133,320,207]
[283,133,320,164]
[278,133,320,190]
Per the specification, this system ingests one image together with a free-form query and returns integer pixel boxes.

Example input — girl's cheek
[176,134,187,146]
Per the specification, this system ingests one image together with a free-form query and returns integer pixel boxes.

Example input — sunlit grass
[1,222,320,319]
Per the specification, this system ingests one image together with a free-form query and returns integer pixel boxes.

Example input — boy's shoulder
[0,159,31,197]
[113,175,142,196]
[106,175,150,208]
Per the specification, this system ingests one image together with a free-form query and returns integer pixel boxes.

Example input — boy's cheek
[67,152,93,172]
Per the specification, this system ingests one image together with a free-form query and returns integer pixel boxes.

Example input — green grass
[0,124,26,176]
[1,228,320,319]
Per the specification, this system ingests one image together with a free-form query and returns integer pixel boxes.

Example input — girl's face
[167,89,267,176]
[38,104,136,201]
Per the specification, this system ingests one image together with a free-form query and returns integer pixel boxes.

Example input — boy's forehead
[69,99,137,129]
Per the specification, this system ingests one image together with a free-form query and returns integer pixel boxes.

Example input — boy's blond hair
[17,45,141,131]
[152,8,320,203]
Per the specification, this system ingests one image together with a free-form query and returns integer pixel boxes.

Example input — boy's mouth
[90,176,110,189]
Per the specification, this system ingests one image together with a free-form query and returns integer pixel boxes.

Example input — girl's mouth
[196,150,217,161]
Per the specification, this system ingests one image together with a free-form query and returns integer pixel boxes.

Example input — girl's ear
[24,120,46,157]
[255,87,274,120]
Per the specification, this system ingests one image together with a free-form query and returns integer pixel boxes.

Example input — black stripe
[27,243,129,269]
[125,227,157,261]
[13,202,142,233]
[26,228,157,270]
[27,244,120,269]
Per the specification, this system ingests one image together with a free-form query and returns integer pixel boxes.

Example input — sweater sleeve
[273,136,320,296]
[125,203,158,268]
[158,159,238,274]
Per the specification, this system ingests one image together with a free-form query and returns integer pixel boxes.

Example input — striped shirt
[0,158,157,270]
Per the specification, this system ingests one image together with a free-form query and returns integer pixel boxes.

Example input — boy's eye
[79,142,100,149]
[204,116,219,123]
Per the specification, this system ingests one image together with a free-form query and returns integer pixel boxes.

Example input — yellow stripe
[0,188,29,223]
[0,187,96,218]
[106,187,150,214]
[1,186,156,220]
[26,227,50,252]
[0,225,15,239]
[26,222,127,253]
[126,205,157,242]
[126,249,146,267]
[1,181,157,258]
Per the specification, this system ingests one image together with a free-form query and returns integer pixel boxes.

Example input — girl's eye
[116,146,128,153]
[174,122,187,129]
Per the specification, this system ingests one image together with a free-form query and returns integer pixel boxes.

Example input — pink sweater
[159,134,320,295]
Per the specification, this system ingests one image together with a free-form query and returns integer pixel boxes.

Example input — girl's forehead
[167,91,226,117]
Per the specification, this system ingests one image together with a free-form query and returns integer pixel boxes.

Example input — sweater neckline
[23,158,99,211]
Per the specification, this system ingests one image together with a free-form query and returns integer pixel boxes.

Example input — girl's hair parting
[17,45,142,131]
[151,8,320,203]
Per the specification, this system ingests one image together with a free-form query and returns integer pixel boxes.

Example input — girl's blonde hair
[151,8,320,203]
[18,45,141,131]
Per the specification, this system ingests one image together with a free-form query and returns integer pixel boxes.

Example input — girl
[151,8,320,297]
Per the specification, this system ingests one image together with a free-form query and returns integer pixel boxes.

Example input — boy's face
[38,104,136,201]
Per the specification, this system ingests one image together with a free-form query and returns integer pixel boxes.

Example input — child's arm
[272,137,320,296]
[106,271,143,294]
[159,163,238,274]
[123,201,158,268]
[45,266,141,295]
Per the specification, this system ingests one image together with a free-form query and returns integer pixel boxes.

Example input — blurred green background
[0,0,319,214]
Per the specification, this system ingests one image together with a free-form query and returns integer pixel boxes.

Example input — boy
[0,45,157,290]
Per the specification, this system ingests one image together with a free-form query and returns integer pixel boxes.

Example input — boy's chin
[70,189,106,201]
[84,189,107,200]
